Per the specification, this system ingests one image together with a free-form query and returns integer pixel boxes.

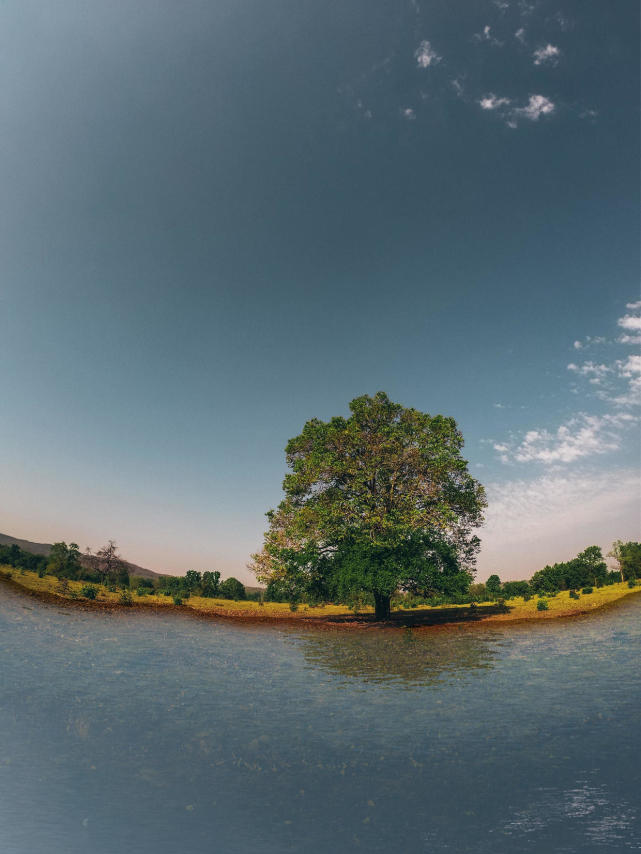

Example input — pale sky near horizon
[1,0,639,582]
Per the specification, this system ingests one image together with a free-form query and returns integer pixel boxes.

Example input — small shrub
[628,579,637,588]
[119,590,133,606]
[569,590,580,600]
[135,587,148,597]
[173,596,183,606]
[56,578,70,595]
[80,585,98,600]
[37,566,46,578]
[581,587,593,595]
[106,584,117,593]
[536,599,549,611]
[523,593,531,602]
[289,600,299,612]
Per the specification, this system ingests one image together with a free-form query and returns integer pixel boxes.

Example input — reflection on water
[297,626,501,687]
[0,582,640,854]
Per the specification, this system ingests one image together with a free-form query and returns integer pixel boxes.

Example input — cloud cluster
[492,299,641,466]
[474,25,503,47]
[415,41,441,68]
[498,413,636,464]
[478,93,555,127]
[533,44,561,65]
[342,3,587,131]
[618,300,641,344]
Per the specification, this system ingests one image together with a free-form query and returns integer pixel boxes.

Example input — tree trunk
[373,591,391,621]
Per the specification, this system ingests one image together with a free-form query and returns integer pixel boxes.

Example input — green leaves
[250,392,487,614]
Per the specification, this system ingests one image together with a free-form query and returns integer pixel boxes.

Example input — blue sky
[1,0,638,581]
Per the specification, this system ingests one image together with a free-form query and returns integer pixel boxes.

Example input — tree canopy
[250,392,486,619]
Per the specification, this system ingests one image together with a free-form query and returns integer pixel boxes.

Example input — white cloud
[618,313,641,332]
[533,44,561,65]
[499,413,637,465]
[479,93,511,110]
[478,468,641,577]
[610,357,641,406]
[451,78,464,98]
[572,335,606,350]
[479,93,555,127]
[618,354,641,377]
[514,94,555,121]
[567,361,611,382]
[617,304,641,343]
[515,27,527,44]
[415,41,442,68]
[401,107,416,120]
[474,25,503,46]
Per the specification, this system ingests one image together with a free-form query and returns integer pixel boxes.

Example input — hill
[0,532,160,579]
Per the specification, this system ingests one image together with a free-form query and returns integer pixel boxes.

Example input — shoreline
[2,568,640,632]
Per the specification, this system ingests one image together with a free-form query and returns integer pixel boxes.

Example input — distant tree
[93,541,128,587]
[609,540,641,581]
[47,542,82,578]
[201,570,221,597]
[486,574,501,597]
[184,570,202,592]
[501,580,530,599]
[469,582,488,601]
[250,392,486,620]
[219,577,246,600]
[48,542,69,576]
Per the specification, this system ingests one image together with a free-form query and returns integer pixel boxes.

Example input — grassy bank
[2,565,639,628]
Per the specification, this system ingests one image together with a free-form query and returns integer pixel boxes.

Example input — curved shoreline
[2,570,640,632]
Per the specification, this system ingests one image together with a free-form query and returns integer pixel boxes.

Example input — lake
[1,582,639,853]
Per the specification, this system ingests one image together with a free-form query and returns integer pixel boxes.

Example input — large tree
[250,392,486,620]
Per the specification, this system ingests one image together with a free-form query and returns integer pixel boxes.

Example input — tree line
[0,541,248,601]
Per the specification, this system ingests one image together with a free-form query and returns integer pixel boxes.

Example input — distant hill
[0,532,160,579]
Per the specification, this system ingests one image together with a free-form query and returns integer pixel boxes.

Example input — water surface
[1,583,639,853]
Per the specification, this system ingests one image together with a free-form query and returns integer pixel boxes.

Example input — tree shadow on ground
[322,602,512,627]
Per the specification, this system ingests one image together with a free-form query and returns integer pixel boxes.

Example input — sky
[1,0,639,583]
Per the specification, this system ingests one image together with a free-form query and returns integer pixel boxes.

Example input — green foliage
[581,587,593,595]
[173,596,183,606]
[501,580,531,599]
[119,590,133,606]
[610,540,641,581]
[47,541,82,579]
[219,577,246,600]
[536,598,549,611]
[56,577,70,594]
[80,584,98,600]
[530,546,607,593]
[486,574,501,596]
[184,570,202,591]
[201,570,221,597]
[251,392,486,620]
[569,590,580,600]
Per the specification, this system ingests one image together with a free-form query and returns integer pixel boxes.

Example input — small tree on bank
[250,392,486,620]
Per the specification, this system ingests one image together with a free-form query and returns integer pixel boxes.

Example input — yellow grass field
[2,565,639,626]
